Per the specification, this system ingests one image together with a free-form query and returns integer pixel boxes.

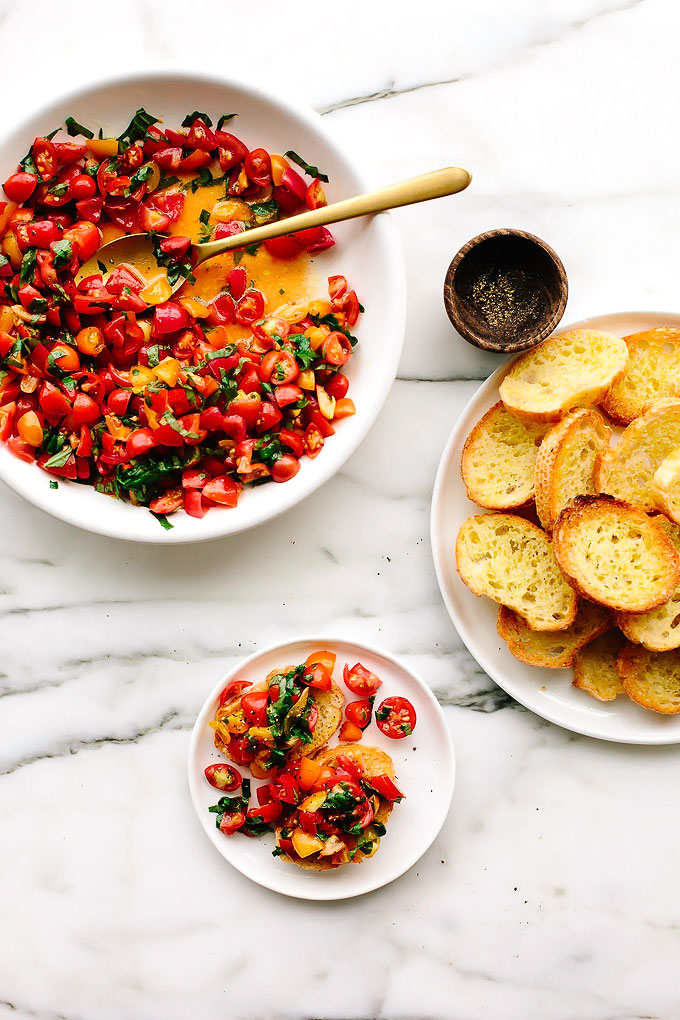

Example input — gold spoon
[76,166,471,297]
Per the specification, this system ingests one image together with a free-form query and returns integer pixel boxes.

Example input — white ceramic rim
[431,310,680,745]
[187,635,456,900]
[0,70,406,543]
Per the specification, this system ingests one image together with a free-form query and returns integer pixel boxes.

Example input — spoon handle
[193,166,472,264]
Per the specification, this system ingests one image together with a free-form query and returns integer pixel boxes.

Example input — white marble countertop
[1,1,679,1018]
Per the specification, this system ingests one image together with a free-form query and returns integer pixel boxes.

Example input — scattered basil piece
[65,117,94,139]
[181,111,212,127]
[284,150,329,183]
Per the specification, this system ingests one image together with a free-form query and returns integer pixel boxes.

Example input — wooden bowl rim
[443,228,568,353]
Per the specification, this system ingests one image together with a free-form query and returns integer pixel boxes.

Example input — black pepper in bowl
[444,229,568,353]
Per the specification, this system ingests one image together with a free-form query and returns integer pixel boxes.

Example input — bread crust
[601,327,680,425]
[595,398,680,511]
[553,495,680,613]
[498,329,629,423]
[572,629,626,701]
[497,601,610,668]
[456,512,578,631]
[534,408,611,531]
[461,401,546,510]
[617,645,680,714]
[652,448,680,525]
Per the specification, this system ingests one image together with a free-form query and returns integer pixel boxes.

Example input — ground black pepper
[463,265,549,334]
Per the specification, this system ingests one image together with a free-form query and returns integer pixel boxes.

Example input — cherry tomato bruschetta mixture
[205,649,416,868]
[0,109,361,525]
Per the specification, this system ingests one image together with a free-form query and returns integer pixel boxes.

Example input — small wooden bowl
[443,228,568,353]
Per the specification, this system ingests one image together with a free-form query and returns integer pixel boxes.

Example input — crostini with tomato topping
[211,651,344,779]
[273,744,403,870]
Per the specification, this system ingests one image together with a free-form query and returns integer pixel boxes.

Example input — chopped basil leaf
[161,410,201,439]
[49,480,58,489]
[181,111,212,127]
[284,150,329,183]
[50,181,70,198]
[199,209,211,225]
[249,200,279,225]
[254,437,283,466]
[51,239,73,269]
[376,705,390,721]
[232,250,244,266]
[288,333,317,369]
[65,117,94,139]
[45,128,60,141]
[124,164,153,196]
[43,446,73,468]
[19,150,37,175]
[153,513,174,531]
[97,260,107,274]
[19,249,37,283]
[157,173,180,191]
[147,345,161,368]
[117,108,159,147]
[216,114,237,130]
[309,311,358,347]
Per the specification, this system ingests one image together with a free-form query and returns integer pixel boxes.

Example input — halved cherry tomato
[202,475,239,506]
[375,696,417,738]
[264,236,304,259]
[367,774,404,802]
[204,763,241,792]
[279,427,305,458]
[246,802,283,825]
[126,428,156,458]
[301,663,332,691]
[305,179,326,209]
[39,382,71,418]
[304,423,324,458]
[241,691,268,726]
[244,148,271,186]
[149,489,183,514]
[345,699,373,730]
[322,331,352,365]
[343,662,383,696]
[217,132,248,171]
[234,289,265,325]
[219,810,246,835]
[4,172,38,203]
[259,349,299,385]
[63,221,100,262]
[32,137,57,181]
[218,679,252,707]
[53,141,88,164]
[269,773,300,805]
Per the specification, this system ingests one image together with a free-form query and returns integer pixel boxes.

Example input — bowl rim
[0,69,406,543]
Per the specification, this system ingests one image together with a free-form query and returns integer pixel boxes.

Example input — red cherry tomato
[375,696,417,739]
[244,148,271,186]
[234,289,265,325]
[126,428,156,458]
[271,453,300,483]
[32,137,58,180]
[279,427,304,458]
[322,331,352,366]
[247,802,283,825]
[63,221,100,262]
[259,350,299,385]
[70,175,97,201]
[53,141,88,164]
[219,810,246,835]
[202,475,239,507]
[240,691,269,727]
[217,132,249,171]
[301,663,332,691]
[204,763,241,792]
[343,662,383,696]
[218,679,252,707]
[345,699,373,730]
[367,774,404,802]
[325,373,349,400]
[269,772,300,805]
[3,172,38,203]
[305,179,326,209]
[264,236,304,259]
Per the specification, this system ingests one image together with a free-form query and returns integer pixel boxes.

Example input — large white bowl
[0,72,405,542]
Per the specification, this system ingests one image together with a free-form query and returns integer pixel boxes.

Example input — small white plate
[188,637,455,899]
[431,310,680,745]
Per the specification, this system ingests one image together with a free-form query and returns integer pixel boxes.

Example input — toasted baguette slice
[601,327,680,424]
[652,448,680,525]
[456,513,577,631]
[617,515,680,651]
[595,398,680,511]
[617,645,680,714]
[553,495,680,612]
[275,745,397,871]
[461,402,546,509]
[572,629,626,701]
[213,676,344,765]
[498,600,610,668]
[534,409,612,531]
[498,329,628,423]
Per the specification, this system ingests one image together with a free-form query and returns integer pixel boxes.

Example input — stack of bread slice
[456,326,680,714]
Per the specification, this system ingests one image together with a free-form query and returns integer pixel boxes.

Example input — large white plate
[188,637,455,899]
[431,310,680,745]
[0,71,405,543]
